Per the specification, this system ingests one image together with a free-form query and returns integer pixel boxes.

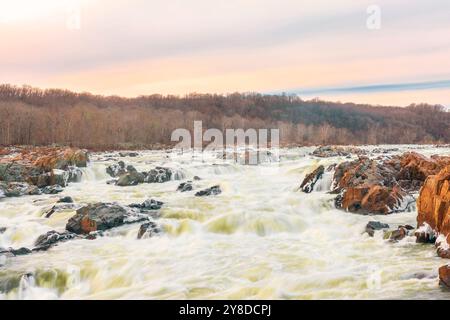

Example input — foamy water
[1,145,450,300]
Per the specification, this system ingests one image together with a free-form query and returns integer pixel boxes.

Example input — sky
[1,0,450,107]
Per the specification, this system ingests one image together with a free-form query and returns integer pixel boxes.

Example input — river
[1,145,450,299]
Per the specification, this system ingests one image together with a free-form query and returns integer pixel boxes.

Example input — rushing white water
[1,145,450,300]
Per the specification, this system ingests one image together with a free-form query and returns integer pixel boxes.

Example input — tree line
[0,84,448,149]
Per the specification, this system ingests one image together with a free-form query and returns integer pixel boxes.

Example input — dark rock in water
[439,265,450,289]
[29,169,69,188]
[365,221,390,237]
[116,171,145,186]
[10,247,32,256]
[66,203,129,234]
[312,146,366,158]
[193,176,201,181]
[0,163,42,183]
[126,165,137,172]
[137,221,160,239]
[106,179,118,185]
[299,165,325,193]
[195,185,221,197]
[0,227,6,234]
[119,152,139,157]
[67,166,83,183]
[41,185,64,194]
[384,225,415,242]
[177,181,193,192]
[33,231,79,251]
[58,196,74,203]
[144,167,173,183]
[66,202,148,234]
[129,199,164,211]
[106,161,127,178]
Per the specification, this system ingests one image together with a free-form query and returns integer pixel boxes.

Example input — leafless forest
[0,84,448,149]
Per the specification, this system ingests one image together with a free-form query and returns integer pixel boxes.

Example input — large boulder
[439,265,450,289]
[415,166,450,255]
[116,170,145,186]
[144,167,173,183]
[106,161,127,178]
[299,165,324,193]
[0,182,40,197]
[66,202,149,235]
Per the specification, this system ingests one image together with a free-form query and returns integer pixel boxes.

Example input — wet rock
[0,227,6,234]
[10,247,32,256]
[177,181,193,192]
[66,203,148,235]
[144,167,173,183]
[0,182,41,197]
[33,231,79,251]
[116,171,145,186]
[67,166,83,183]
[137,221,160,239]
[312,146,366,158]
[58,196,74,203]
[193,176,201,181]
[299,165,324,193]
[41,185,64,194]
[129,199,164,211]
[439,265,450,289]
[195,185,221,197]
[29,169,69,188]
[416,165,450,249]
[119,152,139,157]
[365,221,390,237]
[106,161,127,178]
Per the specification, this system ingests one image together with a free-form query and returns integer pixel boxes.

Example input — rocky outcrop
[116,170,145,186]
[312,146,366,158]
[110,164,182,187]
[299,165,324,193]
[0,147,88,198]
[195,185,221,197]
[331,153,449,215]
[415,165,450,255]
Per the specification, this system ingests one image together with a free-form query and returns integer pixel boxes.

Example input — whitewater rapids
[1,145,450,300]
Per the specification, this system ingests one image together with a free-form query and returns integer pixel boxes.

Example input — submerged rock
[299,165,324,193]
[58,196,74,203]
[0,227,6,234]
[195,185,222,197]
[9,247,32,256]
[365,221,390,237]
[177,181,193,192]
[137,221,160,239]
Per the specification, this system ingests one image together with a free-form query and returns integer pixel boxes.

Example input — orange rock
[439,265,450,288]
[340,185,405,215]
[416,165,450,247]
